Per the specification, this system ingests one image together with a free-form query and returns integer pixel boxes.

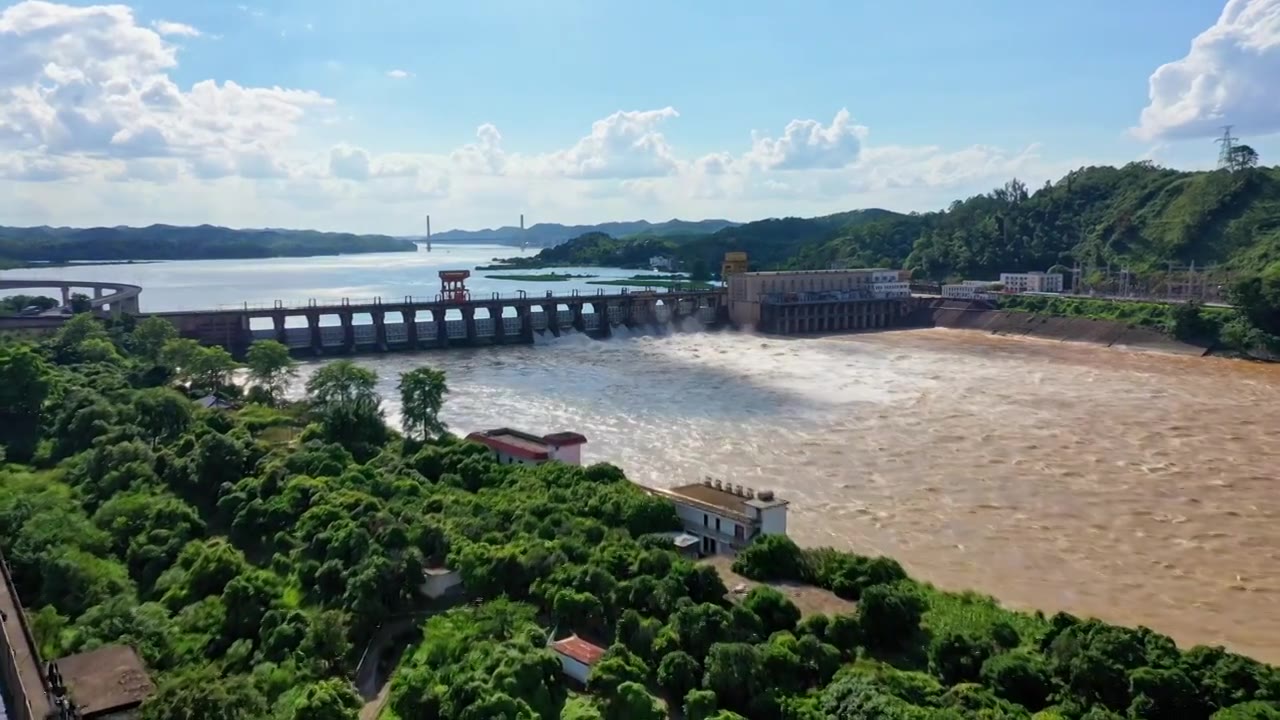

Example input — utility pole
[520,214,527,252]
[425,214,431,252]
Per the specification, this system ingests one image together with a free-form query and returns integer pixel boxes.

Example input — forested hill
[431,218,739,247]
[504,164,1280,280]
[503,208,900,270]
[0,224,417,263]
[804,163,1280,280]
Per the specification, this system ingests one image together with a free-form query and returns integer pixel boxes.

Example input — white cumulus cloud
[1135,0,1280,140]
[151,19,200,37]
[386,69,412,79]
[541,107,681,179]
[746,108,867,170]
[0,0,332,181]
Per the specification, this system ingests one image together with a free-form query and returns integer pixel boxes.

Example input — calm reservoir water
[5,245,1279,661]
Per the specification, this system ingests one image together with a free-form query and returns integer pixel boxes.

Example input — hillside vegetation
[433,218,738,247]
[0,224,417,263]
[508,164,1280,283]
[2,315,1279,719]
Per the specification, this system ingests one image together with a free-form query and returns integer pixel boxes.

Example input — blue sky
[0,0,1276,233]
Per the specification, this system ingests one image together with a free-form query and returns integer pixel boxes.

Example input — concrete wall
[757,505,788,536]
[548,444,582,465]
[556,654,590,685]
[911,300,1210,356]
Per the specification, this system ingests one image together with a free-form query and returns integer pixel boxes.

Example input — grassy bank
[483,272,598,282]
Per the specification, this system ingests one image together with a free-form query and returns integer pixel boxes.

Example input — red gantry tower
[439,270,471,302]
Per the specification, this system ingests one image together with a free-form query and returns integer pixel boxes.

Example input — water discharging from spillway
[292,327,1280,662]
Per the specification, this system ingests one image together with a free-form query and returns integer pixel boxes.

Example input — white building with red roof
[465,428,587,466]
[549,634,606,684]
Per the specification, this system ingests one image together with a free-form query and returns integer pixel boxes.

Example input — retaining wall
[909,300,1210,357]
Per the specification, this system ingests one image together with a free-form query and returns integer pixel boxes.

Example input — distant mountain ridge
[0,224,417,263]
[427,218,739,247]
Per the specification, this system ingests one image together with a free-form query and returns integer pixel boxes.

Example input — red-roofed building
[549,635,605,684]
[465,428,587,466]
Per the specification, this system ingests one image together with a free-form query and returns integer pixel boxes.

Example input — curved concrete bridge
[0,279,141,317]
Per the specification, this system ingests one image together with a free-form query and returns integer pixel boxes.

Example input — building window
[735,525,745,540]
[703,513,708,527]
[715,518,721,532]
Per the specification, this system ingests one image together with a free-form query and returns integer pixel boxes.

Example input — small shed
[54,644,155,719]
[549,635,605,685]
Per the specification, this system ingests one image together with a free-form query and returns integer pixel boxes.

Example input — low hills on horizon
[2,162,1278,280]
[504,162,1280,282]
[424,218,741,247]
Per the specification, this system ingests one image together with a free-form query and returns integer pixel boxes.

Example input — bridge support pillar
[516,305,533,343]
[571,302,586,333]
[340,311,355,353]
[621,299,636,329]
[592,301,611,338]
[273,314,287,345]
[542,303,560,337]
[307,313,322,355]
[61,286,70,306]
[94,286,103,300]
[432,308,449,347]
[373,310,387,351]
[491,306,506,344]
[462,307,477,345]
[402,309,418,349]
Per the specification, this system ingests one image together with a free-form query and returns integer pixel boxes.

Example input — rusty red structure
[439,270,471,302]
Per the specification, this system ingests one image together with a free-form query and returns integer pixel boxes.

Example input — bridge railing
[217,287,722,313]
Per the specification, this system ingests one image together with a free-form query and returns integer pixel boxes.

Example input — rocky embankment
[909,299,1209,356]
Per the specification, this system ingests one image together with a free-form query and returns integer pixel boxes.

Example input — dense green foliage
[0,224,416,263]
[0,294,59,315]
[2,318,1278,719]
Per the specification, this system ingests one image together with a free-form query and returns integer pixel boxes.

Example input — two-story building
[648,480,789,556]
[999,271,1064,294]
[465,428,587,466]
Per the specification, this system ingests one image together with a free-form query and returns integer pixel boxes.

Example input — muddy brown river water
[300,327,1280,661]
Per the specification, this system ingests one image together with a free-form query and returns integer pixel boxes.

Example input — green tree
[398,366,449,440]
[162,339,236,393]
[134,387,194,444]
[684,689,719,720]
[741,586,801,635]
[605,682,664,720]
[69,292,92,314]
[858,582,925,651]
[287,679,362,720]
[131,317,178,365]
[141,666,267,720]
[657,650,701,701]
[690,259,711,283]
[0,344,50,460]
[307,360,378,409]
[246,340,298,403]
[929,631,994,685]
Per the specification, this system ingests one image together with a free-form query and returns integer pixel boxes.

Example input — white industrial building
[870,269,911,299]
[647,480,789,556]
[999,271,1064,294]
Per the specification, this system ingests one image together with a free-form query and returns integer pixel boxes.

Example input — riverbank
[916,300,1212,356]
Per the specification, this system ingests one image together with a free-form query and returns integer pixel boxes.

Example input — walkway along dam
[153,288,734,356]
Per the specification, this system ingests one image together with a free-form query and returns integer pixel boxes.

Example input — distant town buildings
[649,256,675,272]
[647,479,789,556]
[465,428,587,466]
[999,271,1064,294]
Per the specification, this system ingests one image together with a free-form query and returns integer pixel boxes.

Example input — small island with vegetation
[1,311,1278,720]
[483,272,600,282]
[587,274,716,290]
[0,224,417,265]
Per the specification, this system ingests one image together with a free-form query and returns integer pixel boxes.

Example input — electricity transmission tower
[1216,126,1238,170]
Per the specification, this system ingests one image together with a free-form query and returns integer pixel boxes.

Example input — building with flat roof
[647,479,789,556]
[53,645,155,719]
[465,428,587,466]
[941,282,1000,300]
[1000,271,1064,294]
[727,268,913,333]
